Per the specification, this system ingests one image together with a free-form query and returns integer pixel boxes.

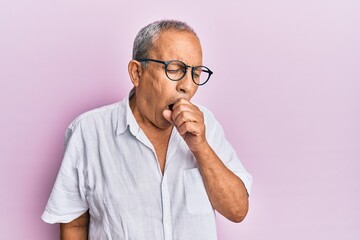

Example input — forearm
[60,211,89,240]
[193,142,249,222]
[164,99,249,221]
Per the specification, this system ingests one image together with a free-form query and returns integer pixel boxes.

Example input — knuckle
[179,98,187,103]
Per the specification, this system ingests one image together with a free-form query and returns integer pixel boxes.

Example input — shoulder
[67,102,122,134]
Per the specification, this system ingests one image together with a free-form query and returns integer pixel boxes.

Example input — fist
[163,98,207,152]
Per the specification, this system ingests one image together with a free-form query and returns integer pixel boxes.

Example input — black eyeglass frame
[137,58,213,86]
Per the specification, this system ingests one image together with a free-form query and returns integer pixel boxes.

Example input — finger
[173,110,197,128]
[178,121,202,136]
[162,109,174,124]
[171,101,200,123]
[171,98,193,111]
[171,102,193,118]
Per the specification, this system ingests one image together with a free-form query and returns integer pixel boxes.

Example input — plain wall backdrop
[1,0,359,239]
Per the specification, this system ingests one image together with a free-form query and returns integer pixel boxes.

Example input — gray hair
[132,20,198,60]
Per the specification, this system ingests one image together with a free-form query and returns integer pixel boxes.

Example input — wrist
[191,140,211,157]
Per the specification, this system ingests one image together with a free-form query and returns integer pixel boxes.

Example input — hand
[163,98,207,152]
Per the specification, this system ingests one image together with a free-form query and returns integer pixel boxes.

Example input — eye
[167,61,186,71]
[167,69,181,73]
[193,73,200,78]
[193,68,202,78]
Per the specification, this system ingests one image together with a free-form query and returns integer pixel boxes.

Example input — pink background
[1,0,359,239]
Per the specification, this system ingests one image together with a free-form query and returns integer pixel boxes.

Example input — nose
[176,69,195,95]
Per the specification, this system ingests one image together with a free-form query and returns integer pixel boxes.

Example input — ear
[128,60,143,87]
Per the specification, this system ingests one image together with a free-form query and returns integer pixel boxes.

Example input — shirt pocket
[183,168,213,214]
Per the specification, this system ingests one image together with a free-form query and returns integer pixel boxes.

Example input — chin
[158,120,173,130]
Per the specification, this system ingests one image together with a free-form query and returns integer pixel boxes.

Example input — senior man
[42,20,252,240]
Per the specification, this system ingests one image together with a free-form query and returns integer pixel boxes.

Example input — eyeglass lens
[166,61,210,85]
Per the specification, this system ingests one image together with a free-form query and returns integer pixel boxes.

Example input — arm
[192,143,249,222]
[60,211,89,240]
[163,99,249,222]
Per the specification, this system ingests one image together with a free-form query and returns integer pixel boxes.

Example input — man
[42,20,252,240]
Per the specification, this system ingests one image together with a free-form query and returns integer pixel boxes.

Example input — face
[130,30,203,130]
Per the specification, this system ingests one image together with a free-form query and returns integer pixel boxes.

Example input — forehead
[149,30,203,65]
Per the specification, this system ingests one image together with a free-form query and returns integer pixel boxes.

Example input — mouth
[168,103,175,111]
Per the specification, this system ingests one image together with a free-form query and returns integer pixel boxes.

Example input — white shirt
[42,92,252,240]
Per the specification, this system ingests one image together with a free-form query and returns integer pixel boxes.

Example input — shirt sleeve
[202,107,253,195]
[41,122,89,224]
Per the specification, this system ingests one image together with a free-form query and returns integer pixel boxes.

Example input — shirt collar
[116,89,141,136]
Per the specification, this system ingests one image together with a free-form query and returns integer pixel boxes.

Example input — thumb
[162,109,173,124]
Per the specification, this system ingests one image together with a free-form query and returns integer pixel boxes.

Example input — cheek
[138,78,168,106]
[151,75,176,96]
[139,70,178,102]
[138,72,160,95]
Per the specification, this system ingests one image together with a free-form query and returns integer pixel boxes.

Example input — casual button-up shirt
[42,92,252,240]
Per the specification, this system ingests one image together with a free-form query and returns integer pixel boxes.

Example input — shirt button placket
[161,174,173,240]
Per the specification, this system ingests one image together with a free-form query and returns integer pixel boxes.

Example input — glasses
[137,58,213,86]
